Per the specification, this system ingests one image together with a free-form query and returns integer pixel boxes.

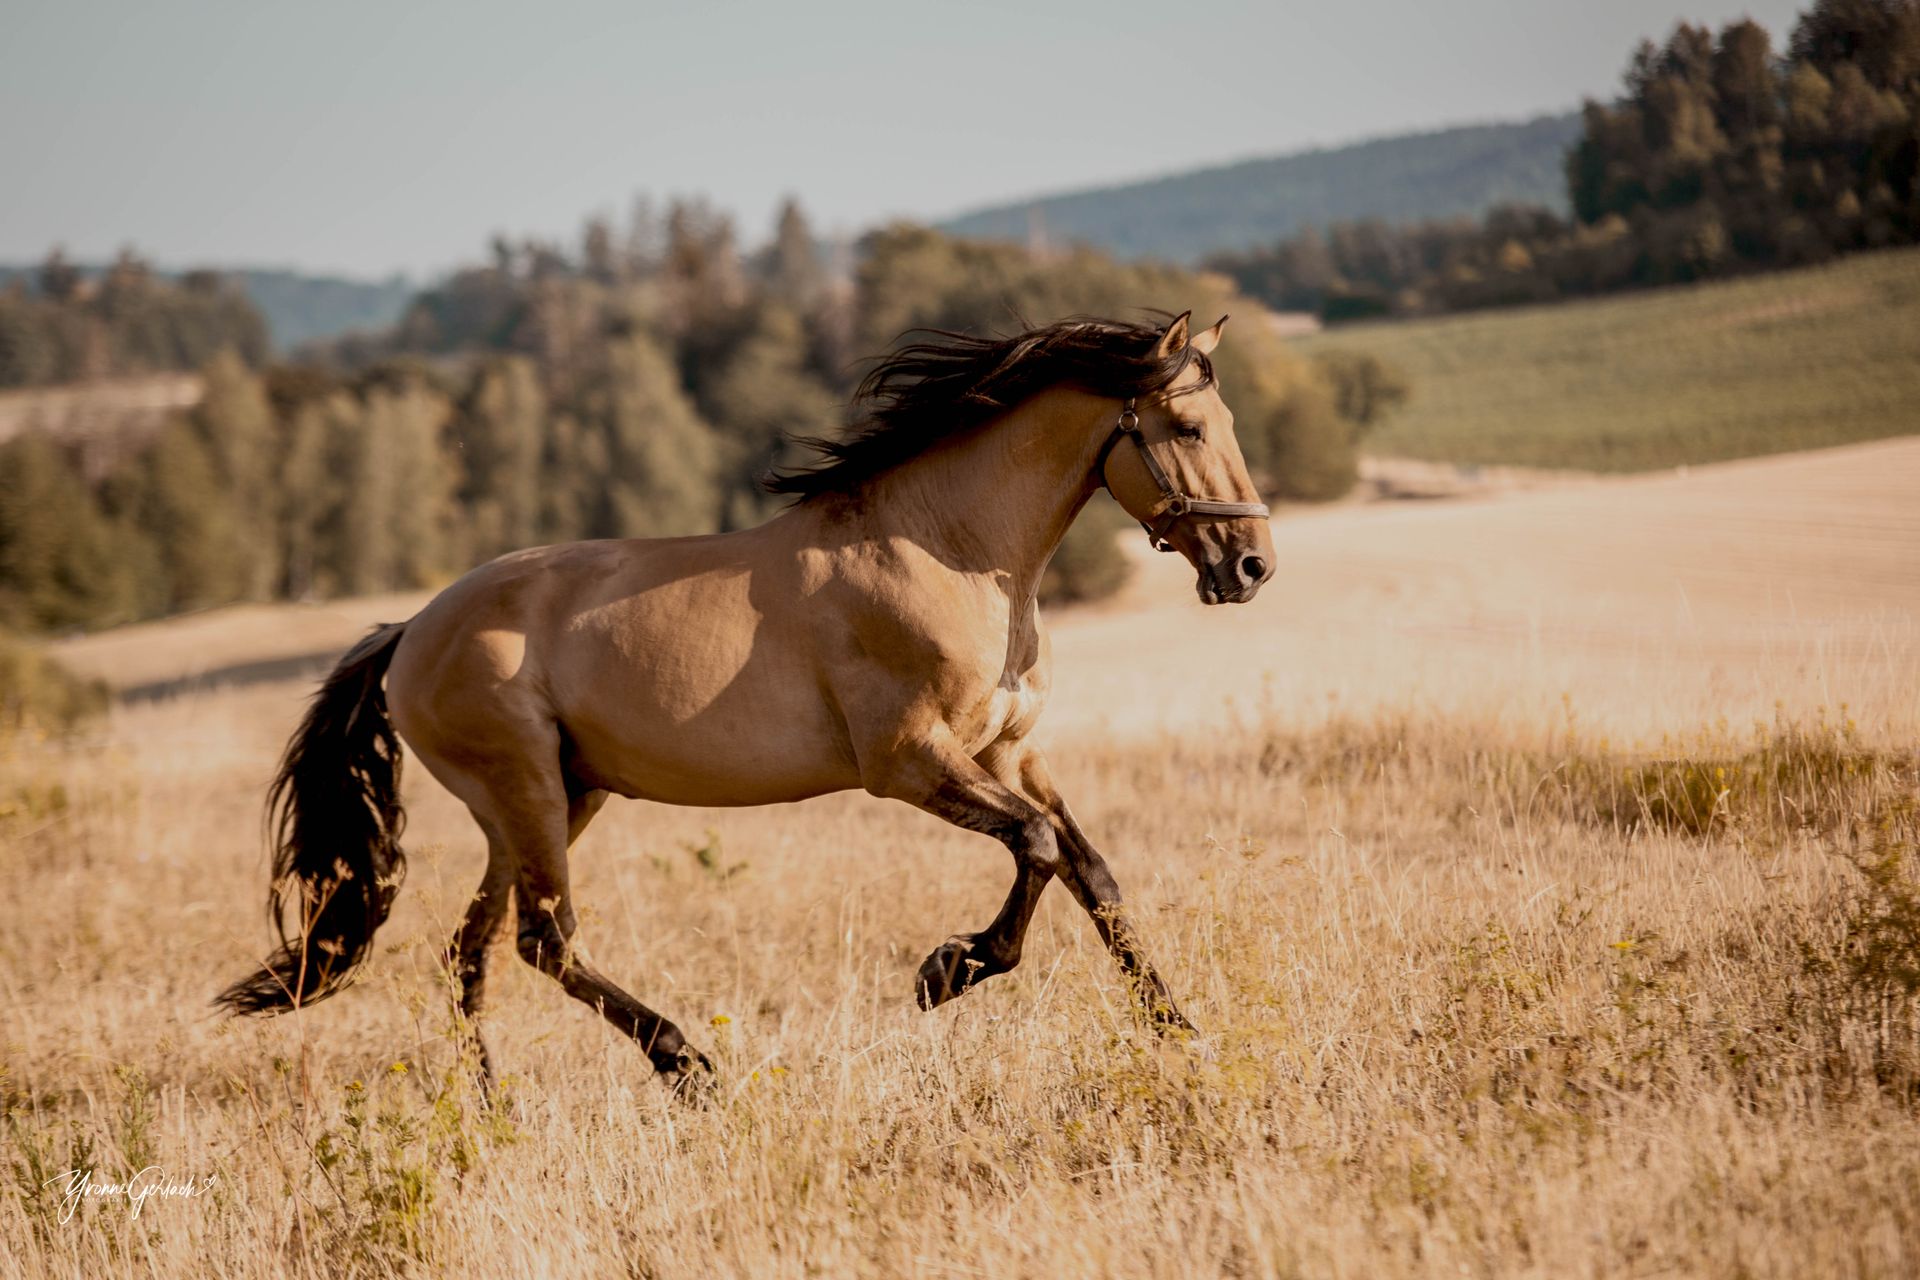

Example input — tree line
[1208,0,1920,320]
[0,202,1403,634]
[0,249,268,387]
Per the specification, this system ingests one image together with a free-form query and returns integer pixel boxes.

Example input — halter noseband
[1094,398,1272,552]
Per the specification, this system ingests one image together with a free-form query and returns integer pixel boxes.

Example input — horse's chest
[969,676,1045,752]
[952,621,1049,753]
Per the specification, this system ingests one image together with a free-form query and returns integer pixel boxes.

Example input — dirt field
[9,439,1920,1277]
[0,373,203,480]
[57,434,1920,739]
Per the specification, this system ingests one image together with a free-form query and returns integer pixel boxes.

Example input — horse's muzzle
[1198,552,1272,605]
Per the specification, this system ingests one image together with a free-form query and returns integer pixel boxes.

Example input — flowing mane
[764,316,1214,500]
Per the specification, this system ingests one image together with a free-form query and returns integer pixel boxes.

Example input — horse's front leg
[862,736,1062,1009]
[1014,749,1195,1034]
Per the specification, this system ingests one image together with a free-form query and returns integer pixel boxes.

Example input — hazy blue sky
[2,0,1807,278]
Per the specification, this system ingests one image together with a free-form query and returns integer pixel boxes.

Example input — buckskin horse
[218,311,1274,1091]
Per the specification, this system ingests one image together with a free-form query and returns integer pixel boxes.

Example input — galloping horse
[218,311,1274,1090]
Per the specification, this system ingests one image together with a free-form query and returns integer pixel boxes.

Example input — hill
[1298,247,1920,473]
[0,262,413,353]
[224,267,414,350]
[937,113,1581,263]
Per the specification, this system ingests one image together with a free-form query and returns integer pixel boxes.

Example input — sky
[1,0,1809,280]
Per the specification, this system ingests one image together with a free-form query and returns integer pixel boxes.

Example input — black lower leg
[515,910,709,1080]
[447,874,511,1084]
[916,861,1051,1008]
[1055,824,1193,1032]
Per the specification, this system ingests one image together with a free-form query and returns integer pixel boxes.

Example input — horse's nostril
[1240,555,1268,584]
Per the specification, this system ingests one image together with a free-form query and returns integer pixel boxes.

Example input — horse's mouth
[1196,575,1262,606]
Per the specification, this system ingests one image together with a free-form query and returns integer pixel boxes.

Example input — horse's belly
[553,613,859,808]
[564,710,860,808]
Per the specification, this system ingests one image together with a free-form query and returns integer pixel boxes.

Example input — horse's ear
[1151,311,1193,360]
[1191,315,1229,355]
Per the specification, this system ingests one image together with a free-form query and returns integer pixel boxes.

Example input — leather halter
[1094,398,1272,552]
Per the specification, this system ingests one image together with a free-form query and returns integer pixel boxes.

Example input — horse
[217,310,1275,1091]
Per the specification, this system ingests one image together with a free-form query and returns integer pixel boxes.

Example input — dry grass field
[7,438,1920,1277]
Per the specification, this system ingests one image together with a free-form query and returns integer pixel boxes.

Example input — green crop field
[1298,247,1920,473]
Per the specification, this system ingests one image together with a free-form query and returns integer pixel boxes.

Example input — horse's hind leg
[508,789,711,1090]
[427,726,704,1092]
[449,788,607,1085]
[448,852,513,1082]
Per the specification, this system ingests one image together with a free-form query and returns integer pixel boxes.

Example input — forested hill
[223,268,414,351]
[938,113,1582,263]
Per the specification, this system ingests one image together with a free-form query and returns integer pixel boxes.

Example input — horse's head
[1100,313,1276,605]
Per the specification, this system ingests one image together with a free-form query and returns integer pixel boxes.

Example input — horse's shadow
[120,652,339,703]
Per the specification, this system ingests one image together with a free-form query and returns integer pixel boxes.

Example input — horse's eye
[1172,420,1205,441]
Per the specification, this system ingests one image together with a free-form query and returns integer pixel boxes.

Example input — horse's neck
[866,387,1106,606]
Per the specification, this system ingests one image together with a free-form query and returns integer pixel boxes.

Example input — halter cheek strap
[1094,398,1272,552]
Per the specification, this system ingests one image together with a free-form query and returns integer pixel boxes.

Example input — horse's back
[388,528,862,807]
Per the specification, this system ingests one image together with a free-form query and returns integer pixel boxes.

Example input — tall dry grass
[3,682,1918,1278]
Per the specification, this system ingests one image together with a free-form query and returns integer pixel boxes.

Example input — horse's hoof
[1178,1033,1218,1061]
[659,1045,717,1105]
[1147,1002,1201,1040]
[915,936,985,1010]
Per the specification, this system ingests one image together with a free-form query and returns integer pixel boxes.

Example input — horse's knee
[1013,817,1061,873]
[515,908,574,974]
[451,946,491,1015]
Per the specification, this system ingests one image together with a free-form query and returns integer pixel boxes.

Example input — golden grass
[3,687,1918,1278]
[10,442,1920,1277]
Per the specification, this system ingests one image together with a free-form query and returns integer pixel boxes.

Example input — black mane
[763,315,1212,500]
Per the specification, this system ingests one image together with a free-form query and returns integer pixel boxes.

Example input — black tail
[217,622,409,1016]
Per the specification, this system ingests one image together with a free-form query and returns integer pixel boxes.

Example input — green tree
[1041,497,1135,606]
[323,375,463,594]
[1713,20,1780,140]
[0,434,152,629]
[275,394,338,599]
[586,331,723,539]
[370,378,464,587]
[661,198,747,340]
[191,350,279,597]
[694,301,841,528]
[458,355,548,556]
[1313,349,1411,431]
[764,197,823,312]
[123,419,249,613]
[538,409,608,545]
